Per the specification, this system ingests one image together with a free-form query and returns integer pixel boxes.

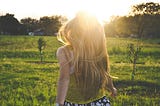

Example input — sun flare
[72,0,130,22]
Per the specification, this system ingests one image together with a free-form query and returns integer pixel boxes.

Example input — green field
[0,35,160,106]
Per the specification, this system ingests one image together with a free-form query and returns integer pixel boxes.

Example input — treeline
[0,2,160,38]
[105,14,160,38]
[0,14,67,35]
[105,2,160,38]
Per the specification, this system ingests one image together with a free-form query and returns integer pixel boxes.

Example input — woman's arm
[107,76,117,97]
[56,47,70,105]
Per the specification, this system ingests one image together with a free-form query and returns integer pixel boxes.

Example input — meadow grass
[0,35,160,106]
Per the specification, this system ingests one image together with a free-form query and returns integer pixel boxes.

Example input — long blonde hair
[57,12,110,99]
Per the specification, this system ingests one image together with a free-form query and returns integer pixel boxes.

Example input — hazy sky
[0,0,159,21]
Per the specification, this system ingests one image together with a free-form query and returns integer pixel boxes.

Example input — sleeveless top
[59,46,106,104]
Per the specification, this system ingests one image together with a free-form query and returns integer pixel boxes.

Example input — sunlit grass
[0,35,160,105]
[0,59,59,105]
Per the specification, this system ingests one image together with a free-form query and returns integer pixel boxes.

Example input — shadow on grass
[0,73,18,83]
[115,80,160,97]
[25,60,57,64]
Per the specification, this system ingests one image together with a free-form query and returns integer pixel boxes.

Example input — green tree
[127,43,141,82]
[131,2,160,15]
[20,17,39,34]
[0,13,20,35]
[39,16,62,35]
[130,2,160,38]
[38,38,46,63]
[104,16,118,37]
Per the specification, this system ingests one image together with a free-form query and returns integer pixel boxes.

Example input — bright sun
[72,0,129,22]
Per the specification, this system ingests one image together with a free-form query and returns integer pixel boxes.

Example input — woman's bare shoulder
[56,46,65,58]
[56,46,72,59]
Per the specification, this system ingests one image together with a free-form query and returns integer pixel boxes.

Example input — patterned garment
[64,96,110,106]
